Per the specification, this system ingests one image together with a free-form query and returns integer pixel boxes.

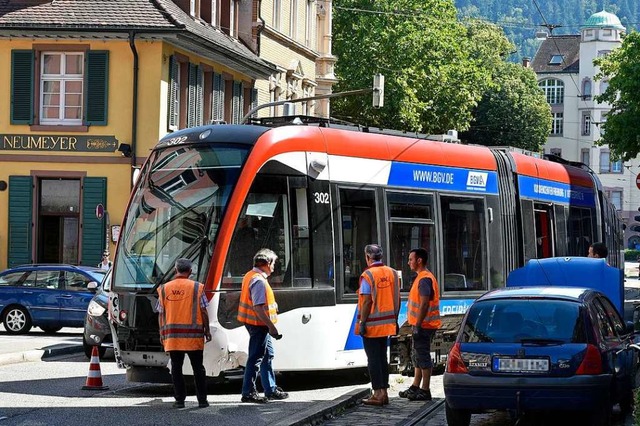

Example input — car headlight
[87,300,106,317]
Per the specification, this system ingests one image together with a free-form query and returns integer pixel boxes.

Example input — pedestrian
[398,248,441,401]
[157,258,211,409]
[98,251,112,270]
[587,242,608,259]
[355,244,400,406]
[237,248,289,403]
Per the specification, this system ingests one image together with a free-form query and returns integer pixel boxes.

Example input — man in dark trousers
[355,244,400,406]
[237,248,289,403]
[398,248,441,401]
[157,258,211,408]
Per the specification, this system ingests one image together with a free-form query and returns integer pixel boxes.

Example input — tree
[332,0,492,134]
[463,62,551,150]
[594,31,640,161]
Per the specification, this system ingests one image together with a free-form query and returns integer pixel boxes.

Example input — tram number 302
[314,192,330,204]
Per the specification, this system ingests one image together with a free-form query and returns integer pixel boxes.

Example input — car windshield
[461,298,586,343]
[113,143,249,290]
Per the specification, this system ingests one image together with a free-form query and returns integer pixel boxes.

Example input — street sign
[636,173,640,190]
[96,204,104,220]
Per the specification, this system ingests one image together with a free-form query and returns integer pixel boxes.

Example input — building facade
[532,10,638,249]
[0,0,335,270]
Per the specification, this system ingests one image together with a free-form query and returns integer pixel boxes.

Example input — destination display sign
[517,175,596,207]
[1,134,119,152]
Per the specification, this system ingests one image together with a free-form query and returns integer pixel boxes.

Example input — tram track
[397,398,446,426]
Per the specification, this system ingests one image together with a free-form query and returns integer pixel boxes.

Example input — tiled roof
[0,0,175,29]
[531,35,580,74]
[0,0,274,76]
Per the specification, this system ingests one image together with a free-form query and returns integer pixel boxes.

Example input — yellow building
[0,0,274,269]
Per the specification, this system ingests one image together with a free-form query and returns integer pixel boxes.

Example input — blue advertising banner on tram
[388,162,499,194]
[518,176,596,207]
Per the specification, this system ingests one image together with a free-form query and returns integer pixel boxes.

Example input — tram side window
[386,191,436,292]
[223,176,311,288]
[440,197,487,292]
[568,207,594,256]
[339,188,378,294]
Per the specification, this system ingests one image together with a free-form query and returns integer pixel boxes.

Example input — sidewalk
[0,326,84,366]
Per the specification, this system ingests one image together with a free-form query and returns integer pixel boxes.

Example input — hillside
[456,0,640,61]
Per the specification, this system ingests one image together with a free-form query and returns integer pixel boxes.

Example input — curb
[273,387,371,426]
[0,344,83,367]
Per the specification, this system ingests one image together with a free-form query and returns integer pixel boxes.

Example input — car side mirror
[87,281,98,291]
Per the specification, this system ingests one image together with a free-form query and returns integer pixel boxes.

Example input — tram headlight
[119,310,128,322]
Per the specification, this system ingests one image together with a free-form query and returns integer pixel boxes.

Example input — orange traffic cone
[82,346,109,390]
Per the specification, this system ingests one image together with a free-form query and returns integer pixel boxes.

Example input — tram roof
[510,151,594,188]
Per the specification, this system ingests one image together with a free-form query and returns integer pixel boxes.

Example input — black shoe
[172,401,185,408]
[407,389,432,401]
[266,387,289,400]
[198,401,210,408]
[241,393,268,403]
[398,385,419,398]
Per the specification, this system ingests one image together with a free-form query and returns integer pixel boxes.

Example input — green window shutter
[168,55,179,130]
[81,177,107,267]
[85,50,109,125]
[212,73,224,122]
[8,176,33,267]
[11,50,34,125]
[187,63,197,128]
[250,88,258,119]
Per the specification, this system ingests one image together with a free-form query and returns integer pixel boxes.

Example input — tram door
[338,188,378,294]
[534,203,554,259]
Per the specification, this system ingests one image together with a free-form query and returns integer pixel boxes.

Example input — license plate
[494,357,549,372]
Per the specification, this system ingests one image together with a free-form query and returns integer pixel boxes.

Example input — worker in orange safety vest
[355,244,400,406]
[157,258,211,409]
[398,247,441,402]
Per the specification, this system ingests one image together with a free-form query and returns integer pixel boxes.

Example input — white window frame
[551,112,563,135]
[582,113,591,136]
[305,0,313,46]
[290,0,298,39]
[581,148,590,166]
[273,0,281,30]
[211,0,218,26]
[190,0,197,17]
[40,52,84,125]
[539,78,564,104]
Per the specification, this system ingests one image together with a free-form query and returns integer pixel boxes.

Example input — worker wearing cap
[355,244,400,406]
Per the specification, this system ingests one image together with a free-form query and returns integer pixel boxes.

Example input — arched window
[600,80,609,95]
[538,78,565,104]
[582,79,592,100]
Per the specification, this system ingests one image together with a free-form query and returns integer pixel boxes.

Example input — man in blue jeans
[237,249,289,403]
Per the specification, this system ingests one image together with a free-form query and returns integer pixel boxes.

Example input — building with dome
[531,10,638,248]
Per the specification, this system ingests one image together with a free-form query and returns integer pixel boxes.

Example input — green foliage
[594,31,640,161]
[624,249,640,261]
[332,0,490,134]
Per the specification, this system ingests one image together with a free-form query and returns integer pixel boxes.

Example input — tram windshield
[112,144,249,291]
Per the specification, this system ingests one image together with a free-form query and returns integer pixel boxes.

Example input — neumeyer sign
[388,162,499,194]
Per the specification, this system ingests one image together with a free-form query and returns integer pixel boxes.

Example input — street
[0,325,635,426]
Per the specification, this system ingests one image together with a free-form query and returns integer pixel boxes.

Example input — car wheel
[445,400,471,426]
[83,337,107,359]
[40,326,62,334]
[2,306,32,334]
[589,398,611,426]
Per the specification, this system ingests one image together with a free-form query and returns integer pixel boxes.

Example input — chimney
[522,57,531,68]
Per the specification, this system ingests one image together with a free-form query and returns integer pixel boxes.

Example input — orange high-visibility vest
[237,270,278,326]
[407,269,441,329]
[355,265,400,337]
[158,279,205,351]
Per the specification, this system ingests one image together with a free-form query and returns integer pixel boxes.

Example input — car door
[596,296,637,391]
[59,271,95,327]
[31,270,63,325]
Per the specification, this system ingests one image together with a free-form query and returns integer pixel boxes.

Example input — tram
[108,117,623,382]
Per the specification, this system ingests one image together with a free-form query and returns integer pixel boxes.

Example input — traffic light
[373,74,384,108]
[630,208,640,249]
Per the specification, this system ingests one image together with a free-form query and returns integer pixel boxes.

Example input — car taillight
[446,343,468,373]
[119,310,128,322]
[576,344,602,375]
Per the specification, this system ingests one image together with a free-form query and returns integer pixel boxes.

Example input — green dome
[582,10,625,30]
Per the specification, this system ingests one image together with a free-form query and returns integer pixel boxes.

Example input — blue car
[443,286,637,426]
[0,264,106,334]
